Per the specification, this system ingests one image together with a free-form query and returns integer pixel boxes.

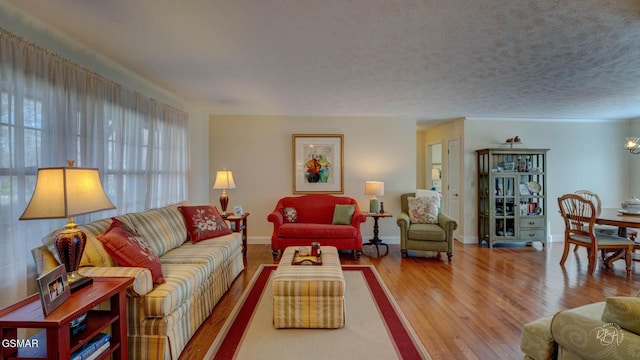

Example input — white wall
[209,115,417,244]
[464,119,631,244]
[630,119,640,196]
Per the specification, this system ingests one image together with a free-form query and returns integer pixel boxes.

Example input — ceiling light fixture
[625,137,640,154]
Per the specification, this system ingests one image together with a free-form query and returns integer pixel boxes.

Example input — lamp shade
[213,170,236,190]
[20,167,115,220]
[365,181,384,196]
[431,168,441,180]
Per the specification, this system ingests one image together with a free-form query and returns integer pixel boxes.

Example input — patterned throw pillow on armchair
[407,192,441,224]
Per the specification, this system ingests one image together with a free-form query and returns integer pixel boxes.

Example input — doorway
[427,143,442,192]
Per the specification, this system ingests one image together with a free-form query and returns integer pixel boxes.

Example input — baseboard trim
[247,236,402,245]
[248,235,562,246]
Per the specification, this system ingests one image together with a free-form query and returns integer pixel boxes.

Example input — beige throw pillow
[408,193,441,224]
[601,296,640,334]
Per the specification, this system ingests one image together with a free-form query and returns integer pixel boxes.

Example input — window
[0,28,188,307]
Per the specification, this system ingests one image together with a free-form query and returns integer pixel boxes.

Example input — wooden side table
[364,212,393,257]
[0,277,132,360]
[224,212,249,257]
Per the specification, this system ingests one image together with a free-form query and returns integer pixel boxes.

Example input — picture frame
[292,134,344,194]
[37,264,70,316]
[233,205,244,216]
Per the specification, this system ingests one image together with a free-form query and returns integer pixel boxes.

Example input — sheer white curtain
[0,29,188,307]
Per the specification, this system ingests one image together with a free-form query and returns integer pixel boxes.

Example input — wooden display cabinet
[476,148,549,248]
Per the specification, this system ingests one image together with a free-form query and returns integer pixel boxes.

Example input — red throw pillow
[97,218,165,284]
[179,205,232,243]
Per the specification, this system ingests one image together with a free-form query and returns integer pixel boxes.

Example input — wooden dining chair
[557,194,634,275]
[575,189,639,263]
[574,190,617,235]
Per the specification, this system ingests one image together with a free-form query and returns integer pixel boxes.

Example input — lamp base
[369,198,379,214]
[55,220,87,289]
[220,190,230,215]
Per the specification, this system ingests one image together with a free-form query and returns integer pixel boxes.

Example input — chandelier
[625,137,640,154]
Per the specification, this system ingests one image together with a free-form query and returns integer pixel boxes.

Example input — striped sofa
[31,203,245,360]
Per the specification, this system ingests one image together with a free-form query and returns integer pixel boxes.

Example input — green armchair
[396,192,458,261]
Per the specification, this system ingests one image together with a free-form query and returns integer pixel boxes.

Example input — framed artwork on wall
[37,264,71,316]
[292,134,344,194]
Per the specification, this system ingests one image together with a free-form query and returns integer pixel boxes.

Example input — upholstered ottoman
[272,246,345,328]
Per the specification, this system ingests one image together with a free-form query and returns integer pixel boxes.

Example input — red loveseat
[267,194,366,260]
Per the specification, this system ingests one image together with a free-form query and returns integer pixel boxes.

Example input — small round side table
[364,212,392,256]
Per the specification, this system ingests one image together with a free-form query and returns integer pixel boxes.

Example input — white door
[447,138,461,240]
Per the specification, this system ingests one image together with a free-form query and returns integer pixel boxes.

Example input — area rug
[205,265,431,359]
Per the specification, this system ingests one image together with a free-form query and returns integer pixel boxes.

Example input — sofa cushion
[118,203,187,257]
[601,296,640,334]
[408,195,440,224]
[179,205,232,243]
[143,263,210,317]
[160,233,241,274]
[42,217,117,268]
[550,302,619,358]
[278,223,357,239]
[98,218,166,284]
[281,207,298,223]
[332,204,355,225]
[407,223,446,241]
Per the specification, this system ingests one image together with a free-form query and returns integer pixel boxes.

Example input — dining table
[597,208,640,238]
[596,208,640,267]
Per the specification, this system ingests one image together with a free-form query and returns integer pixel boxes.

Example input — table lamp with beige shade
[365,181,384,213]
[213,169,236,215]
[20,161,115,289]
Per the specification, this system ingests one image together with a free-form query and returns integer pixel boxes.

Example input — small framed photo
[37,264,70,316]
[234,205,244,216]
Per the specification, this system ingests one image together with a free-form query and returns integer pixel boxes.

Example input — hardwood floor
[178,242,639,360]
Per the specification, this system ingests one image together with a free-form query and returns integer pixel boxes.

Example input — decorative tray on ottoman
[292,249,322,265]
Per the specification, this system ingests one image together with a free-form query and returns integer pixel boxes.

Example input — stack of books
[71,333,110,360]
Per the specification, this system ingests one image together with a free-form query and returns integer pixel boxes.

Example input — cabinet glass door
[494,176,516,238]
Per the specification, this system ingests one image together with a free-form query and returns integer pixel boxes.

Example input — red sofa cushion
[278,223,357,239]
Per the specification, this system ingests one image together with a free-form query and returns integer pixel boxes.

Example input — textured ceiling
[4,0,640,124]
